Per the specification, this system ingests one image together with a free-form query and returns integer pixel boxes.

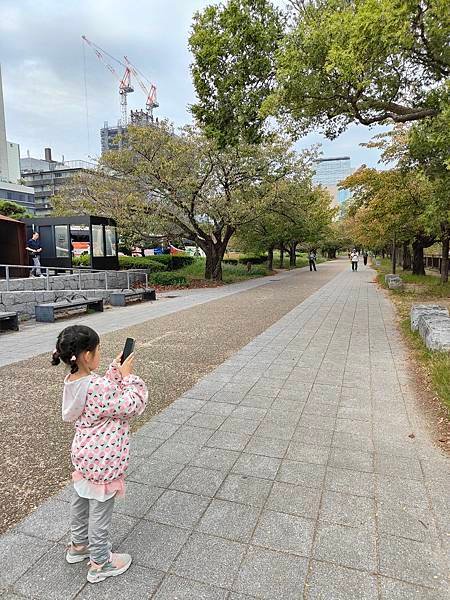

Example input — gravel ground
[0,261,345,534]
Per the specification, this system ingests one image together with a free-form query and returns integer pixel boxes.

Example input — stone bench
[35,298,104,323]
[0,311,19,332]
[109,288,156,307]
[418,314,450,351]
[410,304,449,332]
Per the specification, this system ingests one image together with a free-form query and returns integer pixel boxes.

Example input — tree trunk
[391,238,396,275]
[412,240,426,275]
[329,248,337,259]
[279,243,285,269]
[441,223,449,284]
[289,242,297,268]
[267,245,274,271]
[402,241,412,270]
[202,228,234,281]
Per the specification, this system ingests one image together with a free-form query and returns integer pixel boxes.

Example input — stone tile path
[1,267,449,599]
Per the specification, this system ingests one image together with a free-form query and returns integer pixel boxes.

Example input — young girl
[52,324,147,584]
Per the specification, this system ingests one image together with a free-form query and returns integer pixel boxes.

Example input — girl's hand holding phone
[118,353,135,378]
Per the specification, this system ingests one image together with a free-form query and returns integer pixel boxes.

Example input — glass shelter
[23,215,119,270]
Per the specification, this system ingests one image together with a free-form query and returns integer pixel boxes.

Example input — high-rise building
[312,156,353,206]
[100,110,157,154]
[21,148,95,215]
[0,64,36,213]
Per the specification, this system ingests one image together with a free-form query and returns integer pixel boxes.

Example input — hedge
[150,254,194,270]
[117,256,165,272]
[149,271,187,286]
[223,255,267,265]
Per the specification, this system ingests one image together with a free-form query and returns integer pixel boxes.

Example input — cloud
[0,0,384,167]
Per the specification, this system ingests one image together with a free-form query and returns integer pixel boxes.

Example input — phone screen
[121,337,135,364]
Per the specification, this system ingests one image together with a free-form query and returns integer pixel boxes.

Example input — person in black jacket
[26,231,43,277]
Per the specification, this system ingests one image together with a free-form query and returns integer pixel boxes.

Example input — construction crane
[82,35,134,127]
[124,56,159,118]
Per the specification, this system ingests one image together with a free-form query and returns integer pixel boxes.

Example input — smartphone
[121,337,135,364]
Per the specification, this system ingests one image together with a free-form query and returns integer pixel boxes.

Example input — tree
[365,113,450,281]
[60,122,298,281]
[268,0,449,138]
[51,171,162,252]
[237,178,335,267]
[189,0,284,147]
[0,200,31,220]
[342,166,436,274]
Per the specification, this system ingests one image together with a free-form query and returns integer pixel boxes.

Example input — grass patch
[175,258,271,284]
[373,257,450,416]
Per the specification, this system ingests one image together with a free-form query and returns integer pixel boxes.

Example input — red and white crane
[82,35,159,126]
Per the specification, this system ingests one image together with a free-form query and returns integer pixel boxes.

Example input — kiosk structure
[23,215,119,271]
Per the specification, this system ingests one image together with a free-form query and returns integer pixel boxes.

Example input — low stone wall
[0,271,146,292]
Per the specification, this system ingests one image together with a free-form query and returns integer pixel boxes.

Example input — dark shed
[0,215,28,277]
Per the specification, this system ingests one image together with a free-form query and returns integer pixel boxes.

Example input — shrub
[238,254,267,265]
[223,258,239,265]
[72,255,90,267]
[118,256,165,272]
[150,254,194,270]
[149,271,188,286]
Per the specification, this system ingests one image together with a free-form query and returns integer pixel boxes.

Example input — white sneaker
[87,553,132,583]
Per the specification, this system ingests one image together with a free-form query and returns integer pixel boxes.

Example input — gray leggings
[70,489,116,565]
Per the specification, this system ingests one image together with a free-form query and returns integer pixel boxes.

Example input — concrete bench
[0,311,19,332]
[410,304,449,331]
[35,298,104,323]
[109,288,156,307]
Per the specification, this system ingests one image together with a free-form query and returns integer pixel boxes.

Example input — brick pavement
[1,266,449,599]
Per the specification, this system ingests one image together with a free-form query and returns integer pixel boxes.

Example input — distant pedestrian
[351,249,359,271]
[363,251,368,266]
[26,231,43,277]
[52,325,148,584]
[309,250,317,272]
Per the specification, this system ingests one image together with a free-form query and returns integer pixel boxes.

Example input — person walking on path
[25,231,43,277]
[351,249,359,271]
[52,325,148,584]
[309,250,317,272]
[363,251,368,266]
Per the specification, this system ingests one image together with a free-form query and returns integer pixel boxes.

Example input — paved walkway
[1,267,449,599]
[0,267,300,367]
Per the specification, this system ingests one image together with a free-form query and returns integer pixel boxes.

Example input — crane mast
[82,35,134,127]
[82,36,159,128]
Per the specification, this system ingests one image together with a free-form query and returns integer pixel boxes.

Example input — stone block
[418,314,450,351]
[410,304,448,331]
[388,276,403,289]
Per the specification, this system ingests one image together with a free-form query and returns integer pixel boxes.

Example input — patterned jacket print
[62,362,148,484]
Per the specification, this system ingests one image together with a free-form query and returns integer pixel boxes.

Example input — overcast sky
[0,0,385,169]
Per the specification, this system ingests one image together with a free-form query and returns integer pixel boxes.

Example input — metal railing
[0,264,148,292]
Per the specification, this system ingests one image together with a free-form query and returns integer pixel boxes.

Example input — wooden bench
[109,288,156,307]
[35,298,104,323]
[0,311,19,331]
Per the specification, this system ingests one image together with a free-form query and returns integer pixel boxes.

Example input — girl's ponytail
[51,325,99,373]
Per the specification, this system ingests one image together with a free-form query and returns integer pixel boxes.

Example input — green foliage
[72,255,90,266]
[189,0,284,147]
[0,200,31,220]
[117,256,166,272]
[150,254,195,270]
[269,0,449,137]
[149,271,188,286]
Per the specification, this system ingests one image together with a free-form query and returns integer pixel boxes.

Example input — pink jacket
[62,362,148,484]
